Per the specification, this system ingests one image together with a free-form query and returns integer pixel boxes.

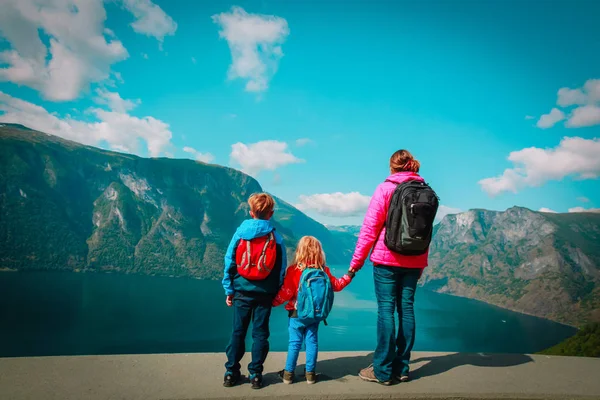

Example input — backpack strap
[244,239,251,270]
[257,232,274,272]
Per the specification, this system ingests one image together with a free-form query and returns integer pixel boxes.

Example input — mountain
[327,225,361,237]
[421,207,600,326]
[0,124,356,279]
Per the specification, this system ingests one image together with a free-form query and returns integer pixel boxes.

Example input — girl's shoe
[278,369,294,384]
[306,371,317,385]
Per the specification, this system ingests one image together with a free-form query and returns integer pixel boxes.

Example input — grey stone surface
[1,352,599,400]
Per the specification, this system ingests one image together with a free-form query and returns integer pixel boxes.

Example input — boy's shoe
[358,365,392,386]
[306,371,317,385]
[278,369,294,384]
[223,371,240,387]
[250,373,263,389]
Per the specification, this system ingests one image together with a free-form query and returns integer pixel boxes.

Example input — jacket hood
[237,219,275,240]
[385,171,424,185]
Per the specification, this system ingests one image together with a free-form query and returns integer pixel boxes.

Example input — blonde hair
[294,236,326,271]
[248,193,275,219]
[390,149,420,173]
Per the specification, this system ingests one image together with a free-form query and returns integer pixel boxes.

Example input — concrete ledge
[1,352,599,400]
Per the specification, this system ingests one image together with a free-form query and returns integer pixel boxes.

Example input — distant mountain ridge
[0,124,357,279]
[2,124,599,327]
[422,207,600,326]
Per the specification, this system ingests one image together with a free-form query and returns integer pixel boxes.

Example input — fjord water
[0,267,576,357]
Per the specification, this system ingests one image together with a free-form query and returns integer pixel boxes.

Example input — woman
[349,149,429,385]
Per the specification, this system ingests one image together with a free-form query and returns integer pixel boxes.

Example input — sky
[0,0,599,226]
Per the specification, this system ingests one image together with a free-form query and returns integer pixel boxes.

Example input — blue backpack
[296,268,334,325]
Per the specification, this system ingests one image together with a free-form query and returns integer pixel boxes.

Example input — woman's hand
[225,295,234,307]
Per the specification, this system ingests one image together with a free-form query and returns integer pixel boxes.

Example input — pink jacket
[350,172,429,271]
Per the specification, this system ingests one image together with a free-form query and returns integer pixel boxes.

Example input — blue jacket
[222,219,287,296]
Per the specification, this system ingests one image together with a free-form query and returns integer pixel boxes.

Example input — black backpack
[384,179,439,255]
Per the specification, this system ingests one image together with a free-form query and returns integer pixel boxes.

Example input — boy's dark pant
[225,292,272,376]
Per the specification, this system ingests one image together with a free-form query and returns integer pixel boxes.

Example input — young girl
[272,236,354,385]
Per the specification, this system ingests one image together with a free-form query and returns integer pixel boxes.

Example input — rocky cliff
[422,207,600,326]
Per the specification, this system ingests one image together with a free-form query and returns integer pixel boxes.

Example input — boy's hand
[347,268,356,279]
[226,295,234,307]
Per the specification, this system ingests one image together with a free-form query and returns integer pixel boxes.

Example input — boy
[222,193,287,389]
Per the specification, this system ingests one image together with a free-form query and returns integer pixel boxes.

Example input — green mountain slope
[539,323,600,357]
[421,207,600,326]
[0,124,355,278]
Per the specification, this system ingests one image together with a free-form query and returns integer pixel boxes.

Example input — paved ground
[1,351,600,400]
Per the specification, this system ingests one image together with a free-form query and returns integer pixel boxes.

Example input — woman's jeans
[373,265,420,382]
[285,317,320,373]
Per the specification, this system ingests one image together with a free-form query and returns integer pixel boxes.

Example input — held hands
[225,295,233,307]
[347,267,356,279]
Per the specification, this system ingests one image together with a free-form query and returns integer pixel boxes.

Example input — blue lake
[0,267,577,357]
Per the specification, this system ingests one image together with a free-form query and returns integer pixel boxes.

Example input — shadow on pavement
[263,352,534,386]
[263,353,374,385]
[410,353,534,380]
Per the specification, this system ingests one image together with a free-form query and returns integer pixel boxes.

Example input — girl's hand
[226,295,234,307]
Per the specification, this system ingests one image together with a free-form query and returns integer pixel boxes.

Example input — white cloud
[525,115,535,120]
[565,104,600,128]
[183,146,214,163]
[536,108,565,129]
[230,140,302,176]
[212,6,289,93]
[479,137,600,196]
[142,53,149,59]
[191,57,197,64]
[94,88,140,113]
[538,79,600,129]
[0,91,173,157]
[0,0,176,101]
[578,196,590,203]
[557,87,586,107]
[539,207,557,213]
[436,205,462,222]
[296,192,372,218]
[121,0,177,43]
[295,138,313,146]
[568,207,600,213]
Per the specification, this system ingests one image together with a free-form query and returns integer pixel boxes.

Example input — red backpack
[236,232,277,281]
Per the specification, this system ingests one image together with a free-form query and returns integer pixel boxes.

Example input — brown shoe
[358,365,392,386]
[279,369,294,384]
[306,371,316,385]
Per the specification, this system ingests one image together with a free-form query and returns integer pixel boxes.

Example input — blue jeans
[373,265,420,382]
[225,292,272,376]
[284,318,319,373]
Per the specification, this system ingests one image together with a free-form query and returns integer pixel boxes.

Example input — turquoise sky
[1,0,599,225]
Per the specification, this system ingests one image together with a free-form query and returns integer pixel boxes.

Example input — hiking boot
[393,370,410,382]
[223,371,240,387]
[306,371,317,385]
[278,369,294,384]
[358,365,392,386]
[250,373,263,389]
